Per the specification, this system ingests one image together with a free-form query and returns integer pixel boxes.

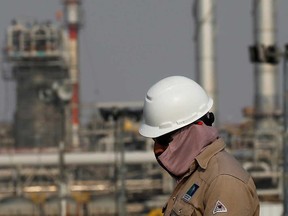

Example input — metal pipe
[0,152,156,167]
[0,150,257,167]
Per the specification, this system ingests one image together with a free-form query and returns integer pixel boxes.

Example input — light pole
[58,100,70,216]
[116,116,126,216]
[59,141,67,216]
[283,47,288,216]
[54,81,72,216]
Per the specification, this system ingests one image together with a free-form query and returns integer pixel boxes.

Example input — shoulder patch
[213,200,227,214]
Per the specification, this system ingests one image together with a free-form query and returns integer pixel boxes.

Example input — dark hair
[199,112,215,126]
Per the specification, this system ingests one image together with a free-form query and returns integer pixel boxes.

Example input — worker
[139,76,259,215]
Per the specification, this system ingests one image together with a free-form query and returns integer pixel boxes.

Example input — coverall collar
[195,138,226,169]
[177,138,225,182]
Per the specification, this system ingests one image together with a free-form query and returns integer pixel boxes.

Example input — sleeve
[203,175,259,216]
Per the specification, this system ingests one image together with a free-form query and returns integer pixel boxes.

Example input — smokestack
[252,0,279,130]
[193,0,218,124]
[63,0,82,148]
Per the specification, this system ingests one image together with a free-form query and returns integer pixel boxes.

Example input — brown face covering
[157,123,218,178]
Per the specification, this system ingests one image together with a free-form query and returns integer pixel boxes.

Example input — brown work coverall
[163,139,260,216]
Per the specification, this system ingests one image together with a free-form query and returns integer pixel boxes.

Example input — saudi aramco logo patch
[182,184,199,202]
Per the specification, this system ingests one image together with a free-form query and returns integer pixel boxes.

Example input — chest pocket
[170,199,196,216]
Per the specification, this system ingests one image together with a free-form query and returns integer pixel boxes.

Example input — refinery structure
[0,0,287,215]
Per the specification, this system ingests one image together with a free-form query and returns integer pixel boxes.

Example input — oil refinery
[0,0,287,215]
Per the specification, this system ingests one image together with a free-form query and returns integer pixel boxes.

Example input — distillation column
[252,0,279,130]
[193,0,218,120]
[250,0,282,194]
[3,20,69,148]
[63,0,82,148]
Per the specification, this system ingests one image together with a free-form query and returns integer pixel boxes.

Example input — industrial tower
[193,0,218,124]
[3,19,70,148]
[62,0,83,148]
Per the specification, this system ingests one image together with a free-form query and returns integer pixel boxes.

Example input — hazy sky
[1,0,288,125]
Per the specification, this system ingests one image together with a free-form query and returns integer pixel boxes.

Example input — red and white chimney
[63,0,82,148]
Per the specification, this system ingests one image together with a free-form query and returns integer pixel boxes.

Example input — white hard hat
[139,76,213,138]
